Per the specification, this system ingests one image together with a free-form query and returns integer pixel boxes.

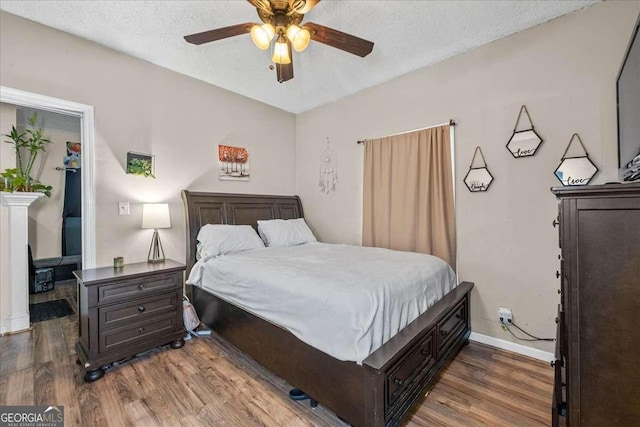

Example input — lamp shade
[251,23,275,50]
[286,25,311,52]
[141,203,171,229]
[272,35,291,64]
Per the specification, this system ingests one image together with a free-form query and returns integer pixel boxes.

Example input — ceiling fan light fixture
[286,25,311,52]
[272,35,291,65]
[250,23,275,50]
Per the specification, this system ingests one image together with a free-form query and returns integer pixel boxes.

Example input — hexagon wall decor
[464,147,494,192]
[506,105,544,158]
[554,133,599,186]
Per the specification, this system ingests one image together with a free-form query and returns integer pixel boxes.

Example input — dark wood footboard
[194,281,473,426]
[363,281,473,426]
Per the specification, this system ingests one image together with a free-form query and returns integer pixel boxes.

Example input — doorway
[0,86,95,268]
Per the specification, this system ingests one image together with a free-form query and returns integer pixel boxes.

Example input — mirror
[464,168,494,192]
[464,146,494,192]
[554,157,598,186]
[507,129,543,158]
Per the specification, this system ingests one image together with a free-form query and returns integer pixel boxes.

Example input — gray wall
[0,11,297,267]
[294,1,640,352]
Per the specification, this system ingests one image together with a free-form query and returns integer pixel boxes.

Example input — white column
[0,192,43,334]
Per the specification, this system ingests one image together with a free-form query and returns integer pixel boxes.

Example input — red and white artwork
[218,145,250,181]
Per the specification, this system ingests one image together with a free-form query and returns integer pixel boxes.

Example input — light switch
[118,201,130,215]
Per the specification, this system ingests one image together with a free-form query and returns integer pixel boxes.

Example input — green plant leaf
[1,111,53,194]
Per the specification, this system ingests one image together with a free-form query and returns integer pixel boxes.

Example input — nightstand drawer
[99,313,178,353]
[96,272,182,306]
[99,292,179,331]
[437,298,467,357]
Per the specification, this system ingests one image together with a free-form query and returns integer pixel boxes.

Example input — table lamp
[141,203,171,263]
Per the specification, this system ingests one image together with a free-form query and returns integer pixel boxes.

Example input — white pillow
[257,218,317,247]
[196,224,264,258]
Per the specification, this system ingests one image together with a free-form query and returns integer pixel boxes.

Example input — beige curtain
[362,124,456,268]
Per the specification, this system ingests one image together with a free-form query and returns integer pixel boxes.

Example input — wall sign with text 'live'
[506,105,544,158]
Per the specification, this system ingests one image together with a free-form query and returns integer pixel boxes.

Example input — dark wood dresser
[74,260,186,382]
[551,183,640,426]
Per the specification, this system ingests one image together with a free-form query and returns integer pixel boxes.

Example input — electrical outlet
[498,307,513,324]
[118,201,130,215]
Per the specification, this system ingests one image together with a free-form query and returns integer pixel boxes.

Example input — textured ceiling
[0,1,598,113]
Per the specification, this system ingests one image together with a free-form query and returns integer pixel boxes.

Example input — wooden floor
[0,284,553,426]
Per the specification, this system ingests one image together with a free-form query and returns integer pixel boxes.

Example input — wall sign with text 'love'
[554,133,599,186]
[506,105,544,158]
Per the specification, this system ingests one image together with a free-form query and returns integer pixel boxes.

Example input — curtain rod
[357,119,456,144]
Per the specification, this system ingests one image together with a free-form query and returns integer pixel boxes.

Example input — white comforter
[187,242,456,364]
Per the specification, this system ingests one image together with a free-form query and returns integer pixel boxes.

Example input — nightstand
[73,259,186,382]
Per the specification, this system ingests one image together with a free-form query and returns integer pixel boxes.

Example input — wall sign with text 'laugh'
[464,146,494,192]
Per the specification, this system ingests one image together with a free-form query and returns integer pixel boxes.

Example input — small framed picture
[126,152,155,178]
[218,145,250,181]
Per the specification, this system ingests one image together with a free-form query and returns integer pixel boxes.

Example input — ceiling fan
[184,0,374,83]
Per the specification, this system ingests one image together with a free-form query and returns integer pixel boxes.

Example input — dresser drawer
[96,272,182,306]
[99,313,178,354]
[386,330,436,417]
[437,298,467,356]
[99,292,179,331]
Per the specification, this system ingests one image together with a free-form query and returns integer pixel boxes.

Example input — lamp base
[148,229,166,263]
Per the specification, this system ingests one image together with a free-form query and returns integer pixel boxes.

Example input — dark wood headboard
[181,190,304,274]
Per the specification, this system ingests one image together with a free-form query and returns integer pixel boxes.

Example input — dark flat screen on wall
[617,16,640,182]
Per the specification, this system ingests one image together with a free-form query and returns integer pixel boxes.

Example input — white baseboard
[469,331,554,363]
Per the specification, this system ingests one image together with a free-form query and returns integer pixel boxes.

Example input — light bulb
[286,25,311,52]
[272,35,291,64]
[251,23,275,50]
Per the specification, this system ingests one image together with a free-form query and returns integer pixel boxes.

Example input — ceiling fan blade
[305,22,373,57]
[184,23,253,45]
[292,0,321,14]
[277,44,294,83]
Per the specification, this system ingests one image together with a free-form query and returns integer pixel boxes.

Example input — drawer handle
[555,317,559,324]
[555,271,560,279]
[420,349,430,357]
[138,284,145,290]
[138,305,145,313]
[440,329,449,336]
[138,327,145,334]
[393,378,404,386]
[552,219,559,228]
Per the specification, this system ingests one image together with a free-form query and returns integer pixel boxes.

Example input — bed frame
[182,190,473,426]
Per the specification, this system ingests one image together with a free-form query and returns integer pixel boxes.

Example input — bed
[182,190,473,426]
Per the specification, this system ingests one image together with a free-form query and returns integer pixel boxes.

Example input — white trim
[469,331,554,363]
[0,86,96,268]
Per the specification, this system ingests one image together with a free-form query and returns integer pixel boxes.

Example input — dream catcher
[319,137,337,194]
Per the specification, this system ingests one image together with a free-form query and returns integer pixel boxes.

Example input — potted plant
[1,113,53,197]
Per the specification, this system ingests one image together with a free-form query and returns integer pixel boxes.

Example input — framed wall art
[218,145,250,181]
[126,152,155,178]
